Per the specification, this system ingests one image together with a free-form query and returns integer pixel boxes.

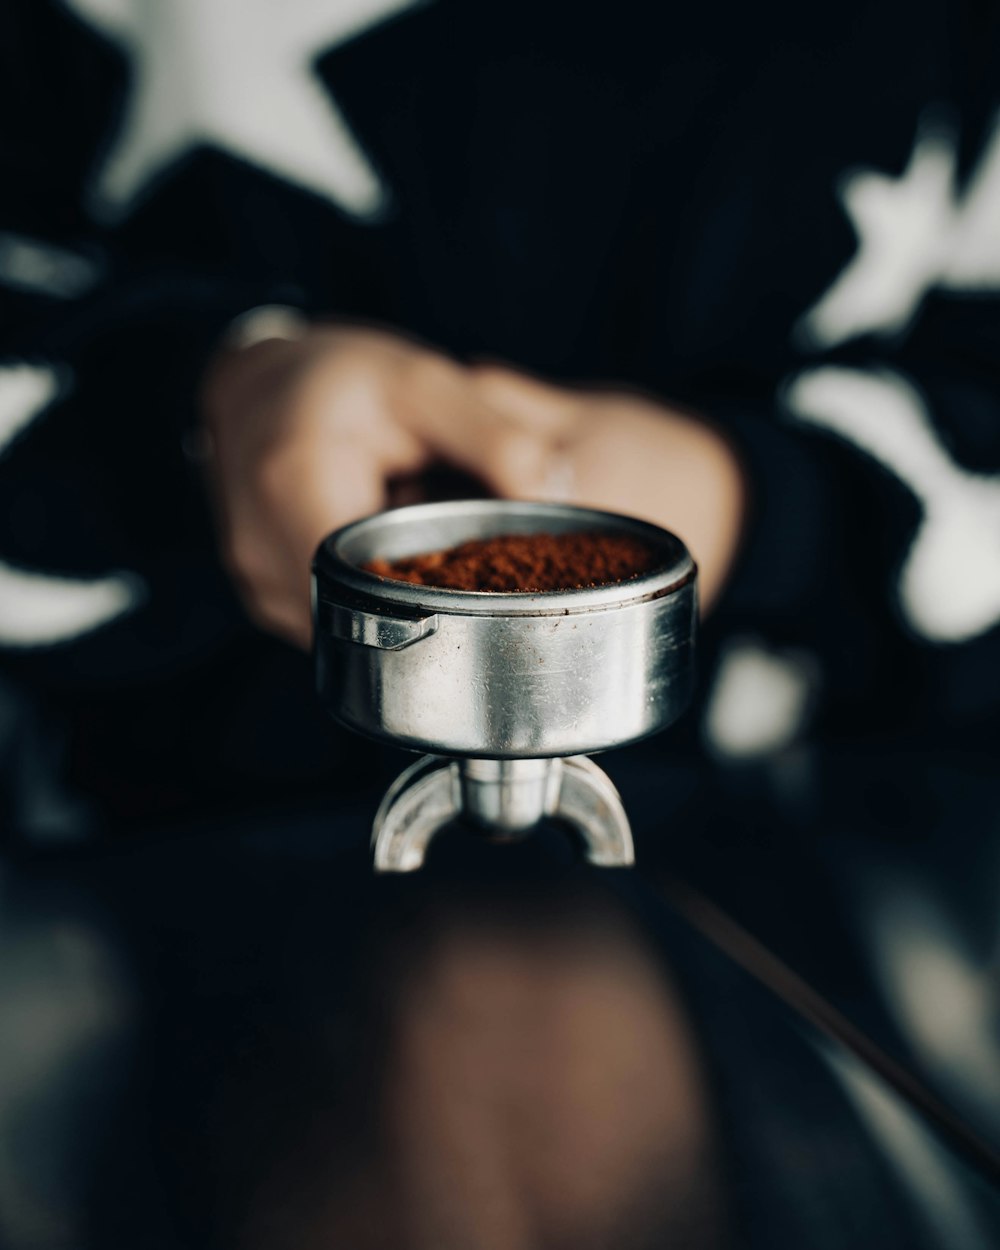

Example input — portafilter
[313,500,696,871]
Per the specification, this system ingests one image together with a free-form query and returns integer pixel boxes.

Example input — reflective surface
[2,753,1000,1250]
[615,740,1000,1167]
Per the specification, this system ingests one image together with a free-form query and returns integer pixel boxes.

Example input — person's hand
[201,324,745,647]
[201,325,553,646]
[468,364,745,611]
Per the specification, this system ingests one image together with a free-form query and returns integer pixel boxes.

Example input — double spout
[371,756,635,872]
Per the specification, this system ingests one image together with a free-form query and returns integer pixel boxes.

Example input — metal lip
[314,499,696,617]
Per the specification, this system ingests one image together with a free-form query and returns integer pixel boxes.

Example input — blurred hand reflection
[240,894,723,1250]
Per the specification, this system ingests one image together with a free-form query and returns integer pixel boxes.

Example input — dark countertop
[1,742,999,1249]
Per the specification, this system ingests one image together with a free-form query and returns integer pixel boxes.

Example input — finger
[222,536,313,649]
[466,364,583,499]
[242,441,388,648]
[277,441,386,567]
[470,365,579,435]
[247,585,312,650]
[391,356,556,497]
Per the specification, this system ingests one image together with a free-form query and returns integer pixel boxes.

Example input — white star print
[788,366,1000,643]
[0,232,100,300]
[703,636,817,758]
[0,365,141,647]
[0,364,60,455]
[800,113,1000,349]
[62,0,421,220]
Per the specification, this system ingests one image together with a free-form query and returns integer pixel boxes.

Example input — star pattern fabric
[0,0,997,820]
[703,637,817,758]
[800,114,1000,349]
[0,233,100,300]
[0,365,59,457]
[789,367,1000,643]
[0,365,140,646]
[63,0,422,219]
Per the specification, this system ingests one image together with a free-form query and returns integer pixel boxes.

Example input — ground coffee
[363,531,661,592]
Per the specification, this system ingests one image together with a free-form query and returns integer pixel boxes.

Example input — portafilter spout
[368,756,635,872]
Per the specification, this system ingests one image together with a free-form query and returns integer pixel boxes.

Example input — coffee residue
[362,531,661,592]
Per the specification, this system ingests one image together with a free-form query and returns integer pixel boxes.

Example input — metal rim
[314,499,696,617]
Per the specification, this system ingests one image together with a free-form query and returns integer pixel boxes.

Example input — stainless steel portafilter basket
[313,500,697,871]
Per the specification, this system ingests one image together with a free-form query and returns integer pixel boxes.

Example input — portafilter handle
[371,755,634,872]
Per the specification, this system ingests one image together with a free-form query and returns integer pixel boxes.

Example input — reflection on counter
[1,801,998,1249]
